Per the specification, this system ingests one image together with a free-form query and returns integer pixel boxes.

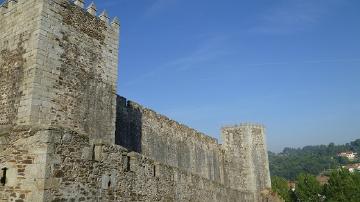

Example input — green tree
[295,173,322,202]
[269,139,360,180]
[323,169,360,202]
[271,176,292,202]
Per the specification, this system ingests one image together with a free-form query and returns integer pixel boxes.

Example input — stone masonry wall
[221,126,257,192]
[250,127,272,191]
[43,128,255,202]
[116,96,272,197]
[28,0,119,144]
[0,127,52,202]
[116,96,227,184]
[0,0,43,132]
[0,1,48,201]
[1,0,119,143]
[221,124,272,200]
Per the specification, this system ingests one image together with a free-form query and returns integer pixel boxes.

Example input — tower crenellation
[73,0,84,8]
[0,0,120,32]
[86,2,96,16]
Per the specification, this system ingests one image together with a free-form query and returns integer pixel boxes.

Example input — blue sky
[93,0,360,152]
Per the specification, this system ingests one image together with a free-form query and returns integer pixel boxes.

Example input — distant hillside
[269,139,360,180]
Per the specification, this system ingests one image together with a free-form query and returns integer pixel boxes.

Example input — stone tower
[221,124,272,199]
[0,0,119,144]
[0,0,119,201]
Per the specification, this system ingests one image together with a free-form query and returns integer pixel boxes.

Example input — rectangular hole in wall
[1,167,7,186]
[126,156,130,171]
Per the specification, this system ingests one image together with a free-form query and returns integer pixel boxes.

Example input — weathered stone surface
[0,0,119,144]
[0,0,277,201]
[116,97,273,200]
[41,129,257,201]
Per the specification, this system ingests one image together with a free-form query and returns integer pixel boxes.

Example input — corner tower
[0,0,119,201]
[221,124,271,198]
[0,0,120,143]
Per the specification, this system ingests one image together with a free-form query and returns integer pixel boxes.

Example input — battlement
[1,0,120,31]
[63,0,120,32]
[119,96,219,145]
[115,95,271,197]
[222,123,265,130]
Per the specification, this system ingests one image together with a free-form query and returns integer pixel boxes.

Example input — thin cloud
[249,0,344,34]
[243,58,360,67]
[145,0,178,17]
[169,35,231,71]
[124,34,231,86]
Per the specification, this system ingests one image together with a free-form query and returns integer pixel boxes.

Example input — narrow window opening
[153,165,156,177]
[1,167,7,186]
[107,177,111,188]
[126,156,131,171]
[92,145,96,160]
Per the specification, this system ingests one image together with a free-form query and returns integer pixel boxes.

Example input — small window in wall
[153,165,156,177]
[1,167,7,186]
[108,175,112,188]
[126,156,131,171]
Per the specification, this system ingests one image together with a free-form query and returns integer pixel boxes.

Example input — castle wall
[0,2,49,200]
[116,96,227,184]
[28,0,119,144]
[116,97,273,198]
[43,129,255,202]
[250,127,272,191]
[0,127,53,202]
[222,126,257,192]
[221,124,272,200]
[0,0,43,132]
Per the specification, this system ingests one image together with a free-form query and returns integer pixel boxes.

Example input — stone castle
[0,0,274,201]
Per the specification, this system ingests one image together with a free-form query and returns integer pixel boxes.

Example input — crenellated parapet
[222,123,265,129]
[69,0,120,32]
[1,0,120,32]
[115,96,272,199]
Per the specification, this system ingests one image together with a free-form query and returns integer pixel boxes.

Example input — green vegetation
[271,176,293,202]
[270,139,360,202]
[269,139,360,180]
[295,173,322,202]
[272,170,360,202]
[323,169,360,202]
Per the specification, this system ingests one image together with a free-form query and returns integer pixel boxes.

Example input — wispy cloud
[243,58,360,67]
[145,0,178,17]
[167,35,230,71]
[250,0,344,34]
[124,34,231,86]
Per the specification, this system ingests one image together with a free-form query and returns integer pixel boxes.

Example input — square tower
[0,0,120,143]
[0,1,119,200]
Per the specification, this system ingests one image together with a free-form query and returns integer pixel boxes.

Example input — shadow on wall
[115,96,142,153]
